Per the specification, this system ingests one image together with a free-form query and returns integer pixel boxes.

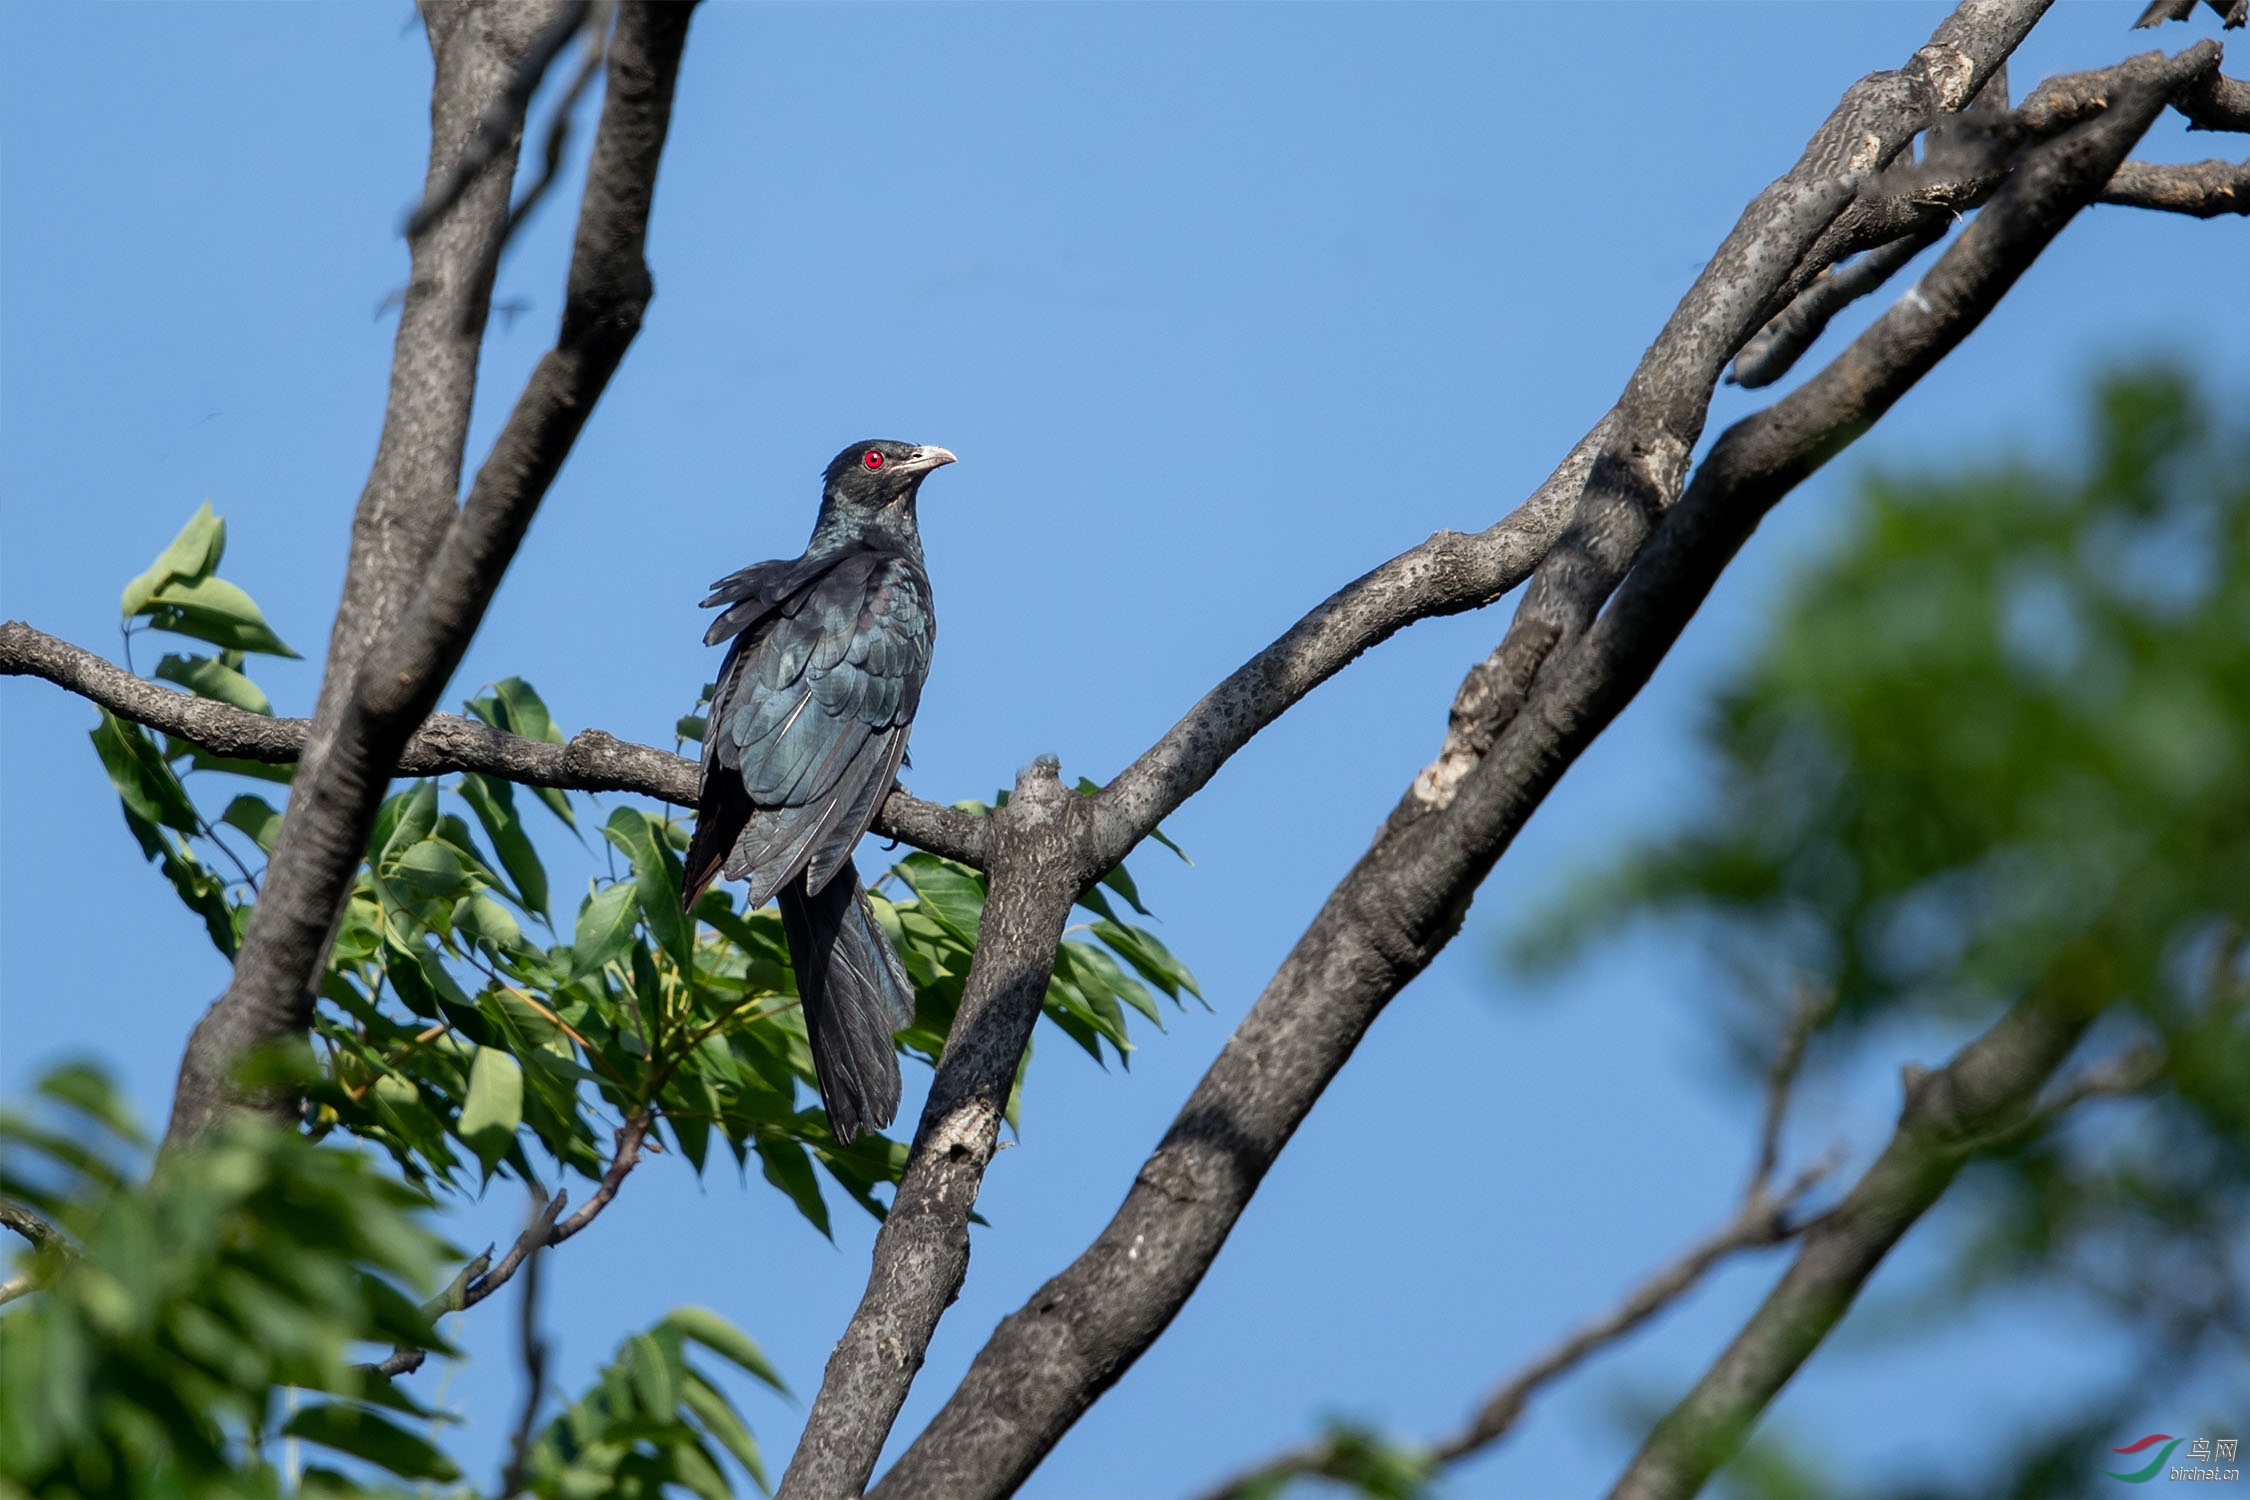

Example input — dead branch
[2099,156,2250,214]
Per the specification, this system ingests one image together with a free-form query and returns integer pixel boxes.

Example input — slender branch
[404,0,594,240]
[501,5,611,249]
[2098,157,2250,214]
[1729,227,1945,389]
[1753,986,1837,1197]
[869,33,2202,1500]
[1606,991,2096,1500]
[2135,0,2246,31]
[548,1109,651,1245]
[0,1195,66,1253]
[1194,981,1844,1500]
[372,1110,654,1381]
[0,620,987,868]
[497,1192,554,1499]
[0,1275,32,1307]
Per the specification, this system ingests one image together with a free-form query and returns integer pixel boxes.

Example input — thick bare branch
[2099,156,2250,213]
[165,1,697,1144]
[775,11,2063,1497]
[869,35,2197,1500]
[0,620,987,865]
[2176,68,2250,131]
[780,761,1098,1500]
[1729,226,1946,389]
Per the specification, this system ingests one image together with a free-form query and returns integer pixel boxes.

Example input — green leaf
[455,890,527,958]
[91,711,202,838]
[388,840,465,899]
[467,678,576,829]
[457,1047,524,1172]
[755,1136,831,1240]
[120,500,225,618]
[572,880,640,978]
[282,1403,462,1483]
[676,714,708,743]
[605,807,690,967]
[153,652,272,715]
[140,573,298,658]
[379,782,439,866]
[459,773,549,917]
[665,1305,788,1393]
[628,1329,680,1417]
[1099,862,1151,916]
[220,794,283,854]
[894,854,986,945]
[680,1369,768,1490]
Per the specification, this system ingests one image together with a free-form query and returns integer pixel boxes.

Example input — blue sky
[4,3,2245,1496]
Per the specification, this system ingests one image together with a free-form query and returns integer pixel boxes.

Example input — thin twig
[503,7,611,248]
[497,1189,553,1498]
[1195,987,1845,1500]
[405,0,594,240]
[1752,985,1836,1197]
[548,1109,652,1245]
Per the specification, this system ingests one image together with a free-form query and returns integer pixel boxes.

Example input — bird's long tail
[776,865,915,1143]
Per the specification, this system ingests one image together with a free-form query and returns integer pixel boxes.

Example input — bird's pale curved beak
[903,445,957,473]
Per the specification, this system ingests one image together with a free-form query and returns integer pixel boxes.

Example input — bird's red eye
[862,450,884,470]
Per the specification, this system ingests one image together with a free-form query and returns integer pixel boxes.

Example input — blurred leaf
[281,1403,462,1482]
[664,1305,787,1394]
[220,794,283,854]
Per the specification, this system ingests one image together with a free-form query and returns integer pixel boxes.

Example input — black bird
[683,440,954,1142]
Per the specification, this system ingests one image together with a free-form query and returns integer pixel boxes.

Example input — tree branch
[0,620,989,867]
[803,9,2059,1495]
[867,31,2202,1500]
[1605,991,2098,1500]
[404,0,595,240]
[162,0,698,1145]
[0,1196,66,1254]
[2099,156,2250,214]
[1194,983,1844,1500]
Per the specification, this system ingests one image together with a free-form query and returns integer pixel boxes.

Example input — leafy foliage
[17,503,1205,1498]
[514,1307,786,1500]
[0,1065,454,1497]
[1515,369,2250,1497]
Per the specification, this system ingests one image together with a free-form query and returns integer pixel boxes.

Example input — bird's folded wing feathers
[706,549,932,904]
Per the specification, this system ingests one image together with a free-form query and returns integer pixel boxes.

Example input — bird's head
[816,440,956,540]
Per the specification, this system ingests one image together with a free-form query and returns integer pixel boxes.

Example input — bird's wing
[699,551,838,648]
[699,549,932,908]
